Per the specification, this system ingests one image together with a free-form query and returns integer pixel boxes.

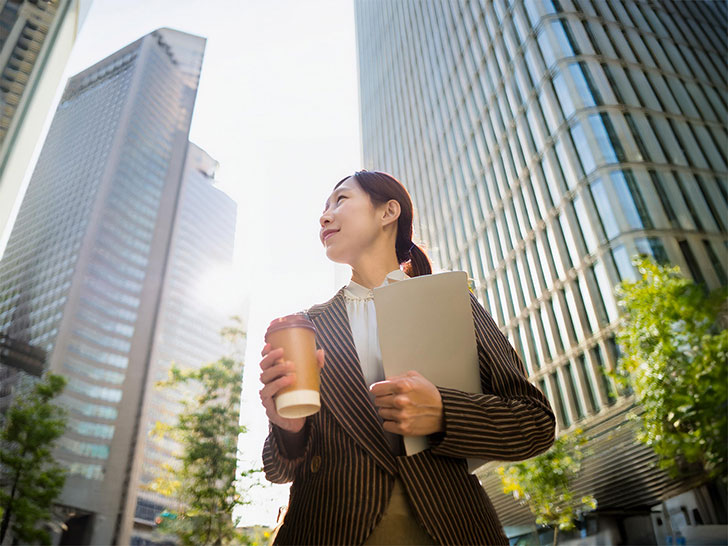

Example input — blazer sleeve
[262,421,313,484]
[429,293,555,461]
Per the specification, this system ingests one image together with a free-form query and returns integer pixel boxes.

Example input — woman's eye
[337,195,347,203]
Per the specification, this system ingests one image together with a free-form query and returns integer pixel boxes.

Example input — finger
[261,343,272,357]
[260,360,295,385]
[372,392,397,408]
[369,380,397,397]
[392,394,409,409]
[382,420,405,435]
[385,371,422,388]
[259,374,294,401]
[377,407,401,421]
[260,391,277,413]
[260,347,284,371]
[316,349,325,369]
[376,393,409,411]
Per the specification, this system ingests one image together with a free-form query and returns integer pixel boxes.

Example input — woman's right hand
[259,343,324,434]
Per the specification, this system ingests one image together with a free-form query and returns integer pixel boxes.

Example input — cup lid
[265,314,316,340]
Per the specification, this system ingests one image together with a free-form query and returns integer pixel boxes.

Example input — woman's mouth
[321,229,339,243]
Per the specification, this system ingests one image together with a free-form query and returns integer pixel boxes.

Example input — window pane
[570,62,601,106]
[573,193,599,252]
[577,353,599,412]
[593,259,618,323]
[551,371,571,427]
[590,178,619,240]
[537,29,557,68]
[551,20,576,56]
[611,244,635,280]
[565,362,585,420]
[588,113,622,164]
[570,121,596,176]
[592,344,617,405]
[552,70,575,118]
[610,171,644,230]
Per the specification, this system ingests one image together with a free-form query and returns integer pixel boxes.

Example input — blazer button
[310,455,322,473]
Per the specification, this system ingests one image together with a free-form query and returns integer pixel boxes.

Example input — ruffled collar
[343,269,409,301]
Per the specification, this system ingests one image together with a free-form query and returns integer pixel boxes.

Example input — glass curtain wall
[355,0,727,530]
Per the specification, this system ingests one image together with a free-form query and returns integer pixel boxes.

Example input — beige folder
[373,271,484,472]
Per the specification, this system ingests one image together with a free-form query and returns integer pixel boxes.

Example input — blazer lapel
[308,290,396,475]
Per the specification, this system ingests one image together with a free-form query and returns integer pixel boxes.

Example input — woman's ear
[381,199,401,227]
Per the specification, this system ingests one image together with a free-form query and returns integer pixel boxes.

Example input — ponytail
[402,242,432,277]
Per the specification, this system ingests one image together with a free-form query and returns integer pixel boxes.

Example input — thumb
[316,349,325,369]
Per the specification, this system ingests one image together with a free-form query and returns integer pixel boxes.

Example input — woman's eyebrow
[323,189,344,211]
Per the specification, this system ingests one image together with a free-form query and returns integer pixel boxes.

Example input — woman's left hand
[370,371,444,436]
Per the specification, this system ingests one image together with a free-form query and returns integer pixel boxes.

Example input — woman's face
[319,177,387,265]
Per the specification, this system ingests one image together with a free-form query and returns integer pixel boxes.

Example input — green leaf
[615,256,728,479]
[148,321,256,546]
[0,373,67,544]
[498,430,597,532]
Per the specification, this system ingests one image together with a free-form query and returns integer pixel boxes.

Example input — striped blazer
[263,288,555,545]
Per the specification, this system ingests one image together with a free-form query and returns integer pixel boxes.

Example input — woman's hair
[335,170,432,277]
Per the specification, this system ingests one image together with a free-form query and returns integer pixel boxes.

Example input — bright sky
[63,0,359,528]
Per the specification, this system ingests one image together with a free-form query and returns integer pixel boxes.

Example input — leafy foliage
[147,319,253,546]
[0,373,67,545]
[497,430,596,544]
[615,257,728,479]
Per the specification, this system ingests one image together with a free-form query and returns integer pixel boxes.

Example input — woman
[259,171,555,545]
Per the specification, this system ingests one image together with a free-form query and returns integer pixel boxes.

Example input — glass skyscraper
[126,143,237,545]
[354,0,727,540]
[0,28,219,544]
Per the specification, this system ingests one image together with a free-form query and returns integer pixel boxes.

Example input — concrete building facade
[354,0,727,541]
[0,28,211,544]
[0,0,93,253]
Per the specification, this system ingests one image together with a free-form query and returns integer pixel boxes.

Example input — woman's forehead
[325,177,358,206]
[335,176,358,193]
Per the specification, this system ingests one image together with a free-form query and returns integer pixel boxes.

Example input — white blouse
[343,268,409,390]
[343,269,409,455]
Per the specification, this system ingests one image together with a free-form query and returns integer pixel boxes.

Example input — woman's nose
[320,210,332,227]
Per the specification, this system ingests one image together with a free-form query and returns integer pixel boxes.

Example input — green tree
[615,257,728,479]
[0,372,67,545]
[148,319,252,546]
[497,430,596,546]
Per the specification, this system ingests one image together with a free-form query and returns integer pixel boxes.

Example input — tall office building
[0,28,208,544]
[355,0,727,540]
[0,0,93,251]
[125,143,237,545]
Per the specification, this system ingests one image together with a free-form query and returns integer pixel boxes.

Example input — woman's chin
[324,247,350,265]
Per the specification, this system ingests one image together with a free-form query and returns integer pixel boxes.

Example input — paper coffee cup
[265,314,320,419]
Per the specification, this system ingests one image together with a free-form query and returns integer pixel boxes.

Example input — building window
[635,237,670,265]
[564,362,585,420]
[577,353,599,413]
[571,62,602,105]
[703,240,727,286]
[550,371,571,427]
[610,170,652,230]
[589,113,626,163]
[695,174,727,233]
[570,121,597,178]
[591,344,616,405]
[589,178,619,240]
[611,244,634,281]
[552,70,575,119]
[678,239,706,285]
[648,170,679,228]
[572,193,599,253]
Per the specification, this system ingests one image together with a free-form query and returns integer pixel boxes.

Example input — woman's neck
[350,255,400,289]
